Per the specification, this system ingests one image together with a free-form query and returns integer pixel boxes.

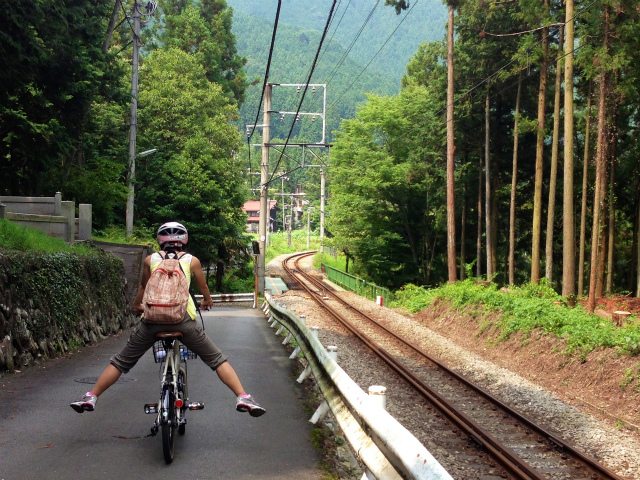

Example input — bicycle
[144,330,204,464]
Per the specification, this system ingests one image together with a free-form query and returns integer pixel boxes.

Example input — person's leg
[92,364,122,396]
[71,321,154,413]
[215,361,245,396]
[181,320,265,416]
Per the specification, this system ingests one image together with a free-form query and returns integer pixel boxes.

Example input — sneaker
[236,394,266,417]
[70,392,98,413]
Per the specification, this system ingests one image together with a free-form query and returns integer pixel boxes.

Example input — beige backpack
[142,252,190,324]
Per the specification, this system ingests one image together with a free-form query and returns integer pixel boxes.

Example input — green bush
[390,279,640,357]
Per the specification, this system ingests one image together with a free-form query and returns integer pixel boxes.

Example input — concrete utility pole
[125,0,141,238]
[257,84,272,294]
[320,169,326,253]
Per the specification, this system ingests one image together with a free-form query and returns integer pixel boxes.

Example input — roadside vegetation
[391,278,640,358]
[0,219,96,254]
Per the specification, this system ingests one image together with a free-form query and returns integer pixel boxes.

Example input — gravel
[267,254,640,479]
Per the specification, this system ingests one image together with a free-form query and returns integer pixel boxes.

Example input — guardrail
[263,293,452,480]
[322,264,394,303]
[194,293,255,305]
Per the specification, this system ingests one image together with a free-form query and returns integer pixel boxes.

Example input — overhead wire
[267,0,339,187]
[327,0,420,114]
[320,1,381,89]
[246,0,283,194]
[386,0,601,146]
[315,0,351,69]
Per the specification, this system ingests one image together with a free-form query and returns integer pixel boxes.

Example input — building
[242,200,279,233]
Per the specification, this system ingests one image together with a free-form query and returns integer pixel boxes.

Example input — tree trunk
[477,155,483,277]
[509,73,522,285]
[605,155,616,293]
[578,82,592,296]
[531,22,549,284]
[587,6,610,312]
[562,0,576,297]
[545,26,564,282]
[446,2,457,283]
[103,0,123,53]
[460,184,467,280]
[215,261,225,292]
[491,175,498,276]
[485,86,492,281]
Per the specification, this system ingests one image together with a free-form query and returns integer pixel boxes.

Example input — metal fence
[322,264,394,303]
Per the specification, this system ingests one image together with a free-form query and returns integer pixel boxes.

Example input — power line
[246,0,282,192]
[316,0,351,68]
[320,1,381,89]
[388,0,602,145]
[247,0,282,142]
[268,0,338,186]
[327,0,420,114]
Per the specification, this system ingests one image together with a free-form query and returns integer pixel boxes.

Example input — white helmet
[157,222,188,248]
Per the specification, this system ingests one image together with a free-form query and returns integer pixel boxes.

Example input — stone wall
[0,251,138,373]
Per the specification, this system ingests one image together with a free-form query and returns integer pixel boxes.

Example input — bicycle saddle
[156,331,183,339]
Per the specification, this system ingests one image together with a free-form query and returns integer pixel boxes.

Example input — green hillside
[228,0,448,141]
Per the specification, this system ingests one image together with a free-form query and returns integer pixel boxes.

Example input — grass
[92,225,156,247]
[0,219,96,254]
[264,230,323,264]
[390,278,640,357]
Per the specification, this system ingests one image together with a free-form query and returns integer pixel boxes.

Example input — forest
[1,0,639,308]
[0,0,251,267]
[326,0,640,311]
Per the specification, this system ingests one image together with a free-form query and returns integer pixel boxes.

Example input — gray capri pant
[110,313,228,374]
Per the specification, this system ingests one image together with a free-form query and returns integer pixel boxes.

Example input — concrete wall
[0,193,91,242]
[93,241,150,305]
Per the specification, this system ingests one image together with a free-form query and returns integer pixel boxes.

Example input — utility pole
[257,84,272,294]
[126,0,140,238]
[307,208,311,249]
[320,169,326,253]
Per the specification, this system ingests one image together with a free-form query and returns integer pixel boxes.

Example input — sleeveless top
[150,252,196,320]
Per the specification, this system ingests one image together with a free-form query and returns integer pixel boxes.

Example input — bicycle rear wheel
[161,384,176,464]
[177,366,187,435]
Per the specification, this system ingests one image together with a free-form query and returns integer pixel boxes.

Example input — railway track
[280,251,627,480]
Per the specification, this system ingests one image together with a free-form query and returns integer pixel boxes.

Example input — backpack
[142,251,191,324]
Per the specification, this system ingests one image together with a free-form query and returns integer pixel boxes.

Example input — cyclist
[70,221,265,417]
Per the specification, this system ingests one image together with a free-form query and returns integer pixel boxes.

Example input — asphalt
[0,306,326,480]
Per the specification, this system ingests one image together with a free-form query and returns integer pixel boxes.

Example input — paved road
[0,307,326,480]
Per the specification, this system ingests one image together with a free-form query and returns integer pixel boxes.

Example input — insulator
[245,127,250,137]
[296,115,300,122]
[296,86,301,94]
[280,114,285,121]
[312,86,316,94]
[312,115,316,123]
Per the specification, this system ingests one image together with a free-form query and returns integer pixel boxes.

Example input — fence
[262,295,452,480]
[0,192,91,242]
[322,264,394,303]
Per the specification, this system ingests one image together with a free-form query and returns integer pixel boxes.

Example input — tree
[562,0,576,297]
[154,0,248,105]
[530,0,550,284]
[0,0,117,196]
[545,26,564,282]
[445,1,457,283]
[135,48,247,264]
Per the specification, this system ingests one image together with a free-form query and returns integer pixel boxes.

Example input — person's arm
[190,256,213,310]
[132,255,152,314]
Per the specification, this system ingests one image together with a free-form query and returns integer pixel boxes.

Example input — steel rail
[283,251,626,480]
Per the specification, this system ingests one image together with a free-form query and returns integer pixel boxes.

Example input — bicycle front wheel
[161,385,176,464]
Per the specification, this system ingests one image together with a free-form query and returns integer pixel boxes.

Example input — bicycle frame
[144,333,203,464]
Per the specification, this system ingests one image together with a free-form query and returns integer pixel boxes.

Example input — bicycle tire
[178,366,187,435]
[161,384,176,464]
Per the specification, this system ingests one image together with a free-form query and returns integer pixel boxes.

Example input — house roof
[242,200,278,212]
